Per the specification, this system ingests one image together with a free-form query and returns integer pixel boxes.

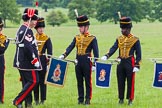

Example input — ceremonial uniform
[34,17,53,105]
[101,17,142,105]
[13,8,41,108]
[59,15,99,105]
[0,18,10,103]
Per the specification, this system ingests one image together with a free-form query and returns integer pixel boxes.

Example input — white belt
[18,44,24,47]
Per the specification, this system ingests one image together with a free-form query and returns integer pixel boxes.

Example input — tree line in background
[1,0,162,27]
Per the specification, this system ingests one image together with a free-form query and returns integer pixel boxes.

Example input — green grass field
[2,20,162,108]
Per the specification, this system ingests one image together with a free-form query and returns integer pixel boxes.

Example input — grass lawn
[1,21,162,108]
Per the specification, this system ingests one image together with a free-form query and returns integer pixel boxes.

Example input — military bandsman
[33,17,53,105]
[59,15,99,105]
[13,8,42,108]
[101,16,142,106]
[0,17,10,104]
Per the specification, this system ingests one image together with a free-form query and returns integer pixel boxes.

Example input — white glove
[59,54,65,59]
[101,56,107,61]
[92,66,96,72]
[116,58,121,63]
[133,67,139,72]
[74,59,78,65]
[34,61,40,68]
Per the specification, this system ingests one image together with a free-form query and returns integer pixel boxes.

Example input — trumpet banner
[45,58,68,87]
[96,62,112,88]
[153,63,162,88]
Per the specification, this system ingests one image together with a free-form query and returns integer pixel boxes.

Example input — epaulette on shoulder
[43,34,50,39]
[131,34,139,40]
[1,34,7,38]
[3,35,7,37]
[42,33,48,37]
[117,35,122,39]
[75,34,80,37]
[47,35,50,38]
[89,35,95,37]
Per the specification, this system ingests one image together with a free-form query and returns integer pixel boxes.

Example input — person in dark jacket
[33,17,53,105]
[59,15,99,105]
[13,8,42,108]
[0,17,10,104]
[101,17,142,106]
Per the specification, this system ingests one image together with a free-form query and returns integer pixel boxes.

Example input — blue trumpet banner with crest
[153,63,162,88]
[96,62,112,88]
[45,58,68,87]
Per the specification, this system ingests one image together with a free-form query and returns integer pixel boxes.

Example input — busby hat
[76,15,90,26]
[120,17,132,28]
[0,17,3,28]
[22,8,38,21]
[35,17,45,29]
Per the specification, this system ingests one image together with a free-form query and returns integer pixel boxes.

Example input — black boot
[128,99,133,106]
[118,99,124,104]
[17,104,23,108]
[35,100,39,105]
[13,101,23,108]
[0,101,3,104]
[40,100,45,105]
[26,103,32,108]
[78,101,84,105]
[84,99,90,105]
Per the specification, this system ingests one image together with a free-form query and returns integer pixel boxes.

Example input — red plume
[35,1,39,7]
[27,8,35,18]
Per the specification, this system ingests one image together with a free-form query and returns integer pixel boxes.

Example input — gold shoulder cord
[118,35,138,58]
[0,34,7,47]
[75,34,94,55]
[36,33,49,55]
